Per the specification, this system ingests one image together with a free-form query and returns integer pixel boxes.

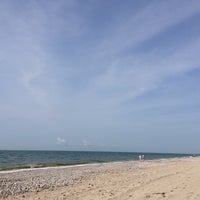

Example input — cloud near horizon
[56,137,67,145]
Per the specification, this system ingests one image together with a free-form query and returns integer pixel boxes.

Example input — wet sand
[1,157,200,200]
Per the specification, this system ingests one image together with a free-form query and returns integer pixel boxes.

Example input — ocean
[0,150,193,171]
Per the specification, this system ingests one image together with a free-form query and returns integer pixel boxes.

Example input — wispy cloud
[1,0,200,110]
[94,38,200,103]
[0,0,85,107]
[43,0,200,110]
[94,0,200,57]
[0,2,47,106]
[21,67,47,106]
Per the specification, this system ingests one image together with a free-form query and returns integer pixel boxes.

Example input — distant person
[142,155,145,160]
[139,155,142,161]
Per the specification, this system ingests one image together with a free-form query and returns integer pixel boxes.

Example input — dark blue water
[0,150,193,171]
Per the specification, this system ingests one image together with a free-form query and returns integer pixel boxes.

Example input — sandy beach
[1,157,200,200]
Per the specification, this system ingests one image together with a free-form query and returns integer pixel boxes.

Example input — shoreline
[0,155,193,174]
[0,157,200,199]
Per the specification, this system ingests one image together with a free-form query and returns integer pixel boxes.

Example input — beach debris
[153,192,166,197]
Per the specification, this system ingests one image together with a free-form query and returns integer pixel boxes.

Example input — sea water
[0,150,192,171]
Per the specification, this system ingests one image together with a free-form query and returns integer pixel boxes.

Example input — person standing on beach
[142,155,145,160]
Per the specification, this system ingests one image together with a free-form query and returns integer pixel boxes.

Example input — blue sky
[0,0,200,153]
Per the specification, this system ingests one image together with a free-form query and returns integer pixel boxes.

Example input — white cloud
[56,137,66,145]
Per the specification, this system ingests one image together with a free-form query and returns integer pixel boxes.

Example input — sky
[0,0,200,153]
